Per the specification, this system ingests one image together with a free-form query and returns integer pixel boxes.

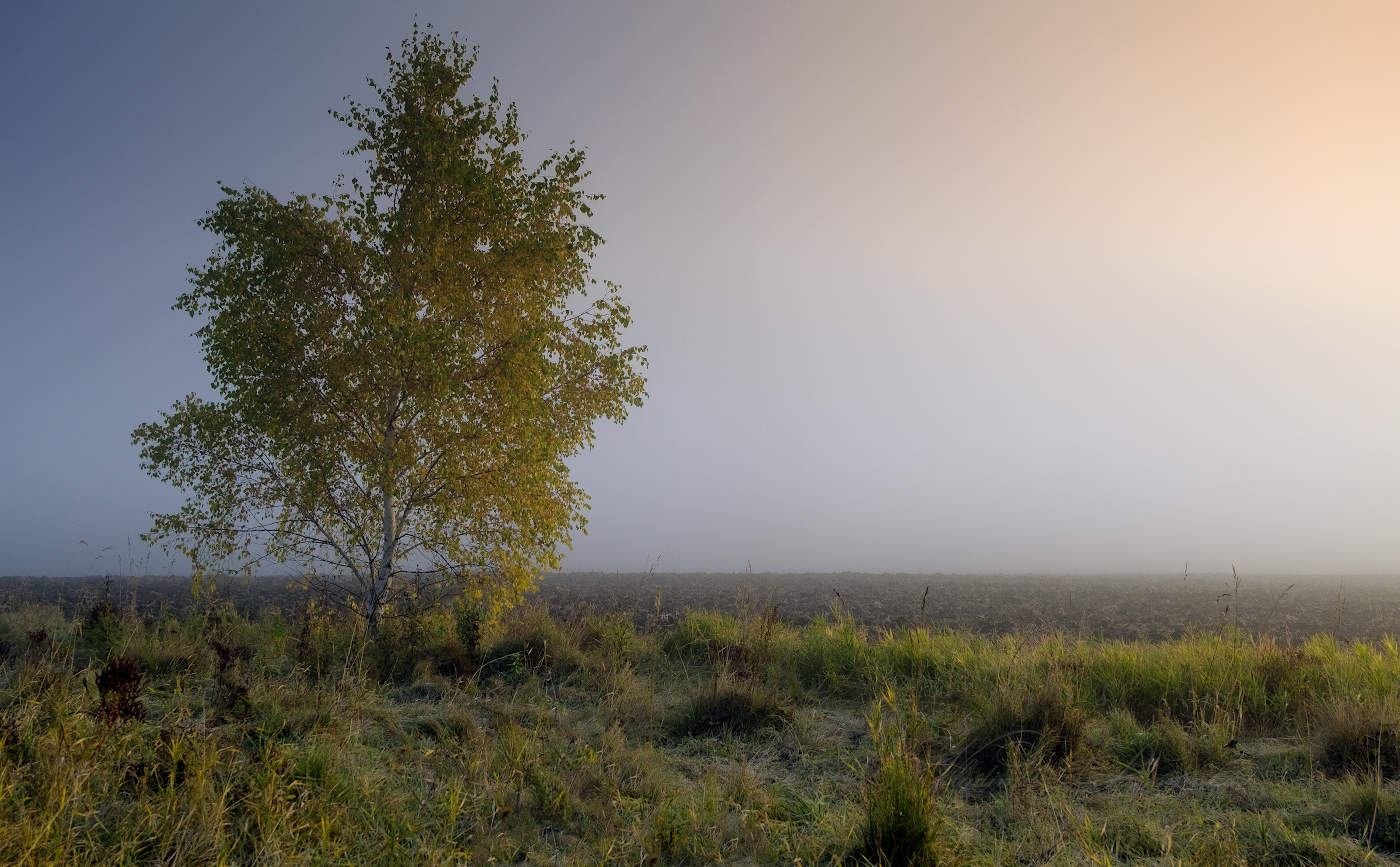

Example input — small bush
[368,606,433,682]
[26,628,52,654]
[454,602,484,663]
[209,636,253,715]
[292,599,342,678]
[95,655,145,723]
[668,685,791,738]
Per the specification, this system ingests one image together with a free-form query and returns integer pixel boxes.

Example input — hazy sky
[4,1,1400,577]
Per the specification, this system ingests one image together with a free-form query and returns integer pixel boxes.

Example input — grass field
[6,579,1400,863]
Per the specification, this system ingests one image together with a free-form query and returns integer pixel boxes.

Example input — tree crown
[134,25,647,623]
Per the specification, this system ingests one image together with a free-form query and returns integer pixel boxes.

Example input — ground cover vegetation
[7,589,1400,864]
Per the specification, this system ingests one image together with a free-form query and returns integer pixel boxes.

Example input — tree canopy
[133,25,647,630]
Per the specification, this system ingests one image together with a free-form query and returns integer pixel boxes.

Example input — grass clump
[1330,780,1400,854]
[1315,700,1400,778]
[208,635,254,716]
[668,683,791,738]
[1106,709,1237,774]
[1097,808,1167,860]
[1230,811,1348,866]
[478,607,582,683]
[577,610,637,662]
[791,610,872,697]
[852,691,952,867]
[855,757,941,866]
[955,681,1086,775]
[79,598,123,663]
[661,610,747,665]
[367,605,446,682]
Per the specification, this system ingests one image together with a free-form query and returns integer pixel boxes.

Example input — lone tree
[133,26,647,631]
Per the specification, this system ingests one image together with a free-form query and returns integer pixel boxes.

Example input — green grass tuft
[1315,700,1400,778]
[955,681,1086,775]
[1331,779,1400,854]
[668,684,792,737]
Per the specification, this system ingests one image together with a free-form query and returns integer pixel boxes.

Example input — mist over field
[5,1,1400,577]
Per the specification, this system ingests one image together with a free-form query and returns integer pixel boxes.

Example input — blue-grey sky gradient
[4,1,1400,576]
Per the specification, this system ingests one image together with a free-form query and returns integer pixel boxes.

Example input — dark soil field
[6,571,1399,642]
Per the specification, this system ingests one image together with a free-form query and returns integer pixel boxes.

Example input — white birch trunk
[365,485,395,632]
[365,419,398,633]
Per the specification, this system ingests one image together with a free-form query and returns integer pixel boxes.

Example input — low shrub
[209,636,253,715]
[454,602,484,664]
[367,607,434,682]
[95,655,144,723]
[366,606,474,682]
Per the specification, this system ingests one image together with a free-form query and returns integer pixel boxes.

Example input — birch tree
[133,26,647,631]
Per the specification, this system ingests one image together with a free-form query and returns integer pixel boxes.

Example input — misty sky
[4,1,1400,577]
